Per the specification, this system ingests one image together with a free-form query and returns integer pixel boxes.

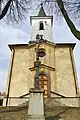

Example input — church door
[39,74,50,98]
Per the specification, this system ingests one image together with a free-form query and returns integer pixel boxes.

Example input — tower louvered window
[39,22,44,30]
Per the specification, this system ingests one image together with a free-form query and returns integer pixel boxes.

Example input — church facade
[3,6,79,107]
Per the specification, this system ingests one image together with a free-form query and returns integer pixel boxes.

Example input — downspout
[69,48,79,97]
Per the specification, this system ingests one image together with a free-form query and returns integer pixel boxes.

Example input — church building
[3,5,79,107]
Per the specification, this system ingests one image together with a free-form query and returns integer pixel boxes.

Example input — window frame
[39,22,44,30]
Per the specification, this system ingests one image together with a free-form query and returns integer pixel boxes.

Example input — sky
[0,7,80,93]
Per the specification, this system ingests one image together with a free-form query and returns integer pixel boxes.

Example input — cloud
[53,18,78,43]
[0,71,8,92]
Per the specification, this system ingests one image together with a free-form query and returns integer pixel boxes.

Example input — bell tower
[30,4,53,41]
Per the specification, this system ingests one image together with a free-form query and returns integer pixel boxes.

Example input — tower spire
[37,3,46,17]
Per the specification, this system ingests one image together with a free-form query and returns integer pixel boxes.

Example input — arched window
[39,73,50,98]
[39,22,44,30]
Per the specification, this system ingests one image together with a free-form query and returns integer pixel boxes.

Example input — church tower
[30,4,53,41]
[3,5,79,106]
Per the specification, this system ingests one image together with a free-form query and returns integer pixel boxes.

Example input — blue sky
[0,9,80,92]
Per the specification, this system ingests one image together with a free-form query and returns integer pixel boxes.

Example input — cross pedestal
[26,88,45,120]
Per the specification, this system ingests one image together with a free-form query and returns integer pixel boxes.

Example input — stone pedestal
[27,88,45,120]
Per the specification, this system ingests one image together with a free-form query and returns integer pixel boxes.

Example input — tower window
[39,22,44,30]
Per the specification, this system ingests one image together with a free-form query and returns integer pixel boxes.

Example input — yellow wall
[54,46,77,97]
[5,43,78,104]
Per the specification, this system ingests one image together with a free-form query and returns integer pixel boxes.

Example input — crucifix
[34,34,46,89]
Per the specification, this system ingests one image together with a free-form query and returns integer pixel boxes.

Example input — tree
[0,0,80,40]
[56,0,80,40]
[44,0,80,40]
[0,0,31,22]
[0,0,12,20]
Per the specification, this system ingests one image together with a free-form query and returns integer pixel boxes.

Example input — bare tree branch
[0,0,12,20]
[0,0,32,23]
[56,0,80,40]
[44,0,80,40]
[0,0,80,41]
